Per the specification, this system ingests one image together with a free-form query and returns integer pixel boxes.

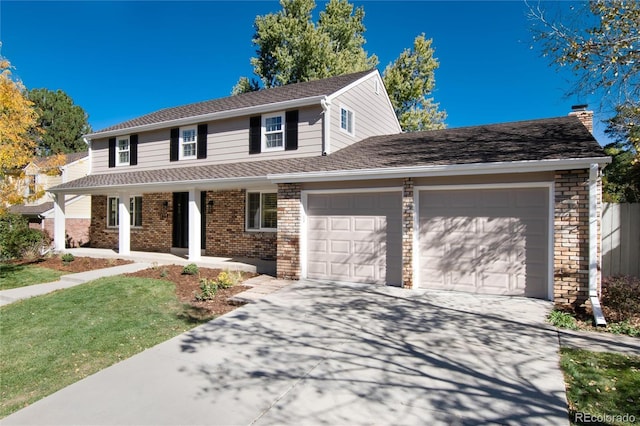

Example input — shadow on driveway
[3,280,567,426]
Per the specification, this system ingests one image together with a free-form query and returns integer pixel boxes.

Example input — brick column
[277,183,301,280]
[554,170,590,307]
[402,178,414,289]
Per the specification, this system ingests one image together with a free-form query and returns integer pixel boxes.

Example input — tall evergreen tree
[27,88,92,155]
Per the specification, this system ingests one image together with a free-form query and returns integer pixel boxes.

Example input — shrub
[216,271,234,289]
[182,264,199,275]
[0,213,49,260]
[195,278,218,301]
[61,253,75,264]
[547,310,578,330]
[602,275,640,321]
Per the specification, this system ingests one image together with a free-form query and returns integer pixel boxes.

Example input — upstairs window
[262,113,284,151]
[107,196,143,228]
[116,136,130,166]
[246,192,277,231]
[180,126,197,159]
[340,106,354,136]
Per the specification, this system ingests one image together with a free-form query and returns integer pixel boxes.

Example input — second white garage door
[306,192,402,285]
[418,187,550,299]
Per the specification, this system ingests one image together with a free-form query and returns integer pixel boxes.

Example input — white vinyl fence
[601,203,640,278]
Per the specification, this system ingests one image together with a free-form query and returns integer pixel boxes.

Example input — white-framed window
[107,196,143,228]
[180,126,197,160]
[246,192,277,231]
[116,136,130,166]
[25,175,36,196]
[340,106,354,136]
[262,112,285,151]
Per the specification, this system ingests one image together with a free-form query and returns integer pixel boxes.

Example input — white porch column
[188,189,202,261]
[118,192,131,255]
[53,193,66,251]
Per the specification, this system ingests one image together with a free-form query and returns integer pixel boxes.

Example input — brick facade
[402,178,414,289]
[204,190,276,259]
[90,191,277,259]
[43,218,91,247]
[553,169,591,307]
[276,183,301,279]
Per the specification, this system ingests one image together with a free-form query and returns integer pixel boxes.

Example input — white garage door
[419,187,549,298]
[306,192,402,285]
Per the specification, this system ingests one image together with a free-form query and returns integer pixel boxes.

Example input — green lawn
[0,276,202,418]
[561,348,640,425]
[0,263,67,290]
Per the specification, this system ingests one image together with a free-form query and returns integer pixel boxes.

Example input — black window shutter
[249,116,261,154]
[130,134,138,166]
[285,110,299,151]
[108,138,116,168]
[197,124,207,159]
[170,128,179,162]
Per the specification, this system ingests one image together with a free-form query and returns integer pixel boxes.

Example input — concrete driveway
[2,280,568,426]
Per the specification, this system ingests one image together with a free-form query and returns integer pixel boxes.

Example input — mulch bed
[11,256,132,273]
[125,265,256,319]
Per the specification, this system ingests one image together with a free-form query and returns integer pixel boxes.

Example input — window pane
[265,116,282,132]
[341,109,348,130]
[108,197,118,227]
[265,133,283,148]
[119,151,129,164]
[261,193,277,229]
[247,193,260,229]
[347,110,353,133]
[118,139,129,150]
[133,197,142,227]
[183,129,196,142]
[183,142,196,157]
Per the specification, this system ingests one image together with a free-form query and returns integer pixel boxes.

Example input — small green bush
[195,278,218,301]
[0,213,48,260]
[61,253,75,263]
[548,310,579,330]
[182,264,199,275]
[607,320,640,337]
[602,276,640,321]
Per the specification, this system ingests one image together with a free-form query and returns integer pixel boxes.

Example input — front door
[172,192,207,250]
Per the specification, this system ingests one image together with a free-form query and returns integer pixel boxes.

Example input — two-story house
[50,70,609,307]
[10,152,91,247]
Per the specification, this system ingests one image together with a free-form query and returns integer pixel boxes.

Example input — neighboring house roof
[30,152,88,169]
[9,202,54,217]
[91,70,375,136]
[51,116,608,194]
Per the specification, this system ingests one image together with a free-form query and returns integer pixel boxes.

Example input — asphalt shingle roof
[94,70,374,134]
[52,116,607,193]
[9,202,54,216]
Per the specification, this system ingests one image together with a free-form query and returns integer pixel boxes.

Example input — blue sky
[0,1,610,144]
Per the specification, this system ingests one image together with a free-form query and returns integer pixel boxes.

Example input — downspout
[589,163,606,326]
[84,137,92,175]
[320,97,331,156]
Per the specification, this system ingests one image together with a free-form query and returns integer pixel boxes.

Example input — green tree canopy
[233,0,446,131]
[383,34,446,131]
[27,88,91,155]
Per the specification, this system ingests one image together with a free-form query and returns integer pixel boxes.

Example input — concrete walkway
[2,282,569,425]
[557,328,640,356]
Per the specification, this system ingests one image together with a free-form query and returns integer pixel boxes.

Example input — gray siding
[91,106,324,174]
[330,74,401,153]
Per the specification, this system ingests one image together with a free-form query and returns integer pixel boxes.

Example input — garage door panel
[309,217,328,231]
[419,187,549,299]
[307,192,402,285]
[308,239,328,254]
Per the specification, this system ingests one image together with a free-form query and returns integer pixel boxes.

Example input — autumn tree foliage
[233,0,446,131]
[0,52,63,212]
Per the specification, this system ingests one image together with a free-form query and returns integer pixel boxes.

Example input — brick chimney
[569,104,594,134]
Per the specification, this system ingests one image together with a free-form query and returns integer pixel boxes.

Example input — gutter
[268,156,612,183]
[85,95,326,139]
[589,163,607,326]
[321,97,331,155]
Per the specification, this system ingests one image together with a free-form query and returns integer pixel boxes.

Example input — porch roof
[51,116,609,194]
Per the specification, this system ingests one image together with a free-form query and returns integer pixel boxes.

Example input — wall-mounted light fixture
[207,200,214,214]
[162,200,169,218]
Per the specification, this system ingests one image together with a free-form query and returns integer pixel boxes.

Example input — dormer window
[262,112,285,151]
[116,136,130,166]
[180,126,197,159]
[340,106,355,136]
